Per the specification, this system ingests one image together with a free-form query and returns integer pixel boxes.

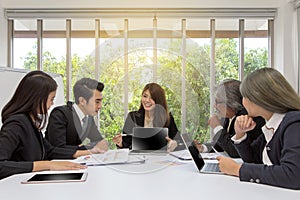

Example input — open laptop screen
[181,133,222,174]
[181,133,205,168]
[132,127,168,151]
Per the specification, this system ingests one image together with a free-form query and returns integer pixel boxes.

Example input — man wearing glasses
[194,79,265,158]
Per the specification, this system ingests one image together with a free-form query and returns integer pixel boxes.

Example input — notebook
[181,133,223,174]
[129,127,168,155]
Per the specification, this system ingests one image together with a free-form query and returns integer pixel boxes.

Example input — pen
[83,155,91,160]
[211,146,222,156]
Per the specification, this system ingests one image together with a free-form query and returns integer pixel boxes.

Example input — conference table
[0,154,299,200]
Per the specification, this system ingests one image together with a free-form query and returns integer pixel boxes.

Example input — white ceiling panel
[1,0,281,9]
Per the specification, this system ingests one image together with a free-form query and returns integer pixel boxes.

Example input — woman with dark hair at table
[0,70,89,180]
[112,82,178,152]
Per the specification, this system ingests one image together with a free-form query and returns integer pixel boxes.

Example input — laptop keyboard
[129,150,167,155]
[202,163,220,172]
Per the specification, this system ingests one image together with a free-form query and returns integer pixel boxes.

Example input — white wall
[0,67,65,127]
[275,0,298,91]
[0,0,7,67]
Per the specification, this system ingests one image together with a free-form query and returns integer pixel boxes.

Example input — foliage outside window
[11,16,268,148]
[21,36,267,148]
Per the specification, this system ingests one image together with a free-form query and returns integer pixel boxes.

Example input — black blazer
[236,111,300,190]
[205,108,265,158]
[0,114,76,180]
[45,101,104,150]
[120,109,178,149]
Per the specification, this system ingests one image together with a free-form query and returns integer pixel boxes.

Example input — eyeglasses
[215,99,225,105]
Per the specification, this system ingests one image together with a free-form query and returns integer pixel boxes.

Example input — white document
[73,149,146,166]
[201,151,230,159]
[200,153,219,160]
[74,149,129,165]
[169,149,192,160]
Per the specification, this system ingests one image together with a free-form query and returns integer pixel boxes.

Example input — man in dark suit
[194,79,265,158]
[45,78,108,153]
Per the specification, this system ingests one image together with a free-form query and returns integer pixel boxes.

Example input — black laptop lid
[132,127,168,150]
[188,145,205,171]
[181,133,205,171]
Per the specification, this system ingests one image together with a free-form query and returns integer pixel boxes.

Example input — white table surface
[0,154,299,200]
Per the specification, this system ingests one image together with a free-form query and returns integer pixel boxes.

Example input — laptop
[181,133,223,174]
[129,127,168,155]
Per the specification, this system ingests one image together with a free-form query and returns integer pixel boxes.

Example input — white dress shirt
[261,113,285,165]
[232,113,285,165]
[73,103,87,127]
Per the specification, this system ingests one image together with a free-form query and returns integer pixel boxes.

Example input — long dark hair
[2,70,57,129]
[139,83,170,127]
[240,67,300,113]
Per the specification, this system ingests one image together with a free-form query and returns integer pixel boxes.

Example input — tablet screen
[22,172,87,184]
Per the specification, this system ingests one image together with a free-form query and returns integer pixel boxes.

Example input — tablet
[21,172,88,184]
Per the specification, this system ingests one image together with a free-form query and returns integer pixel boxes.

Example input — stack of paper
[74,149,145,166]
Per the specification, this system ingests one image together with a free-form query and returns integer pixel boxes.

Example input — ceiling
[2,0,280,32]
[0,0,282,9]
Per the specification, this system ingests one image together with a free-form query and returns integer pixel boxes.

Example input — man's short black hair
[73,78,104,104]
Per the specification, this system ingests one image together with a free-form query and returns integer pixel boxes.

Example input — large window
[244,19,268,76]
[6,8,275,147]
[13,19,37,69]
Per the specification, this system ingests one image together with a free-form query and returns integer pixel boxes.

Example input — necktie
[226,118,233,132]
[82,116,88,134]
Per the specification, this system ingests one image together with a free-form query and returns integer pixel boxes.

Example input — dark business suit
[205,108,265,158]
[0,114,76,180]
[120,109,178,149]
[45,101,104,150]
[236,111,300,190]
